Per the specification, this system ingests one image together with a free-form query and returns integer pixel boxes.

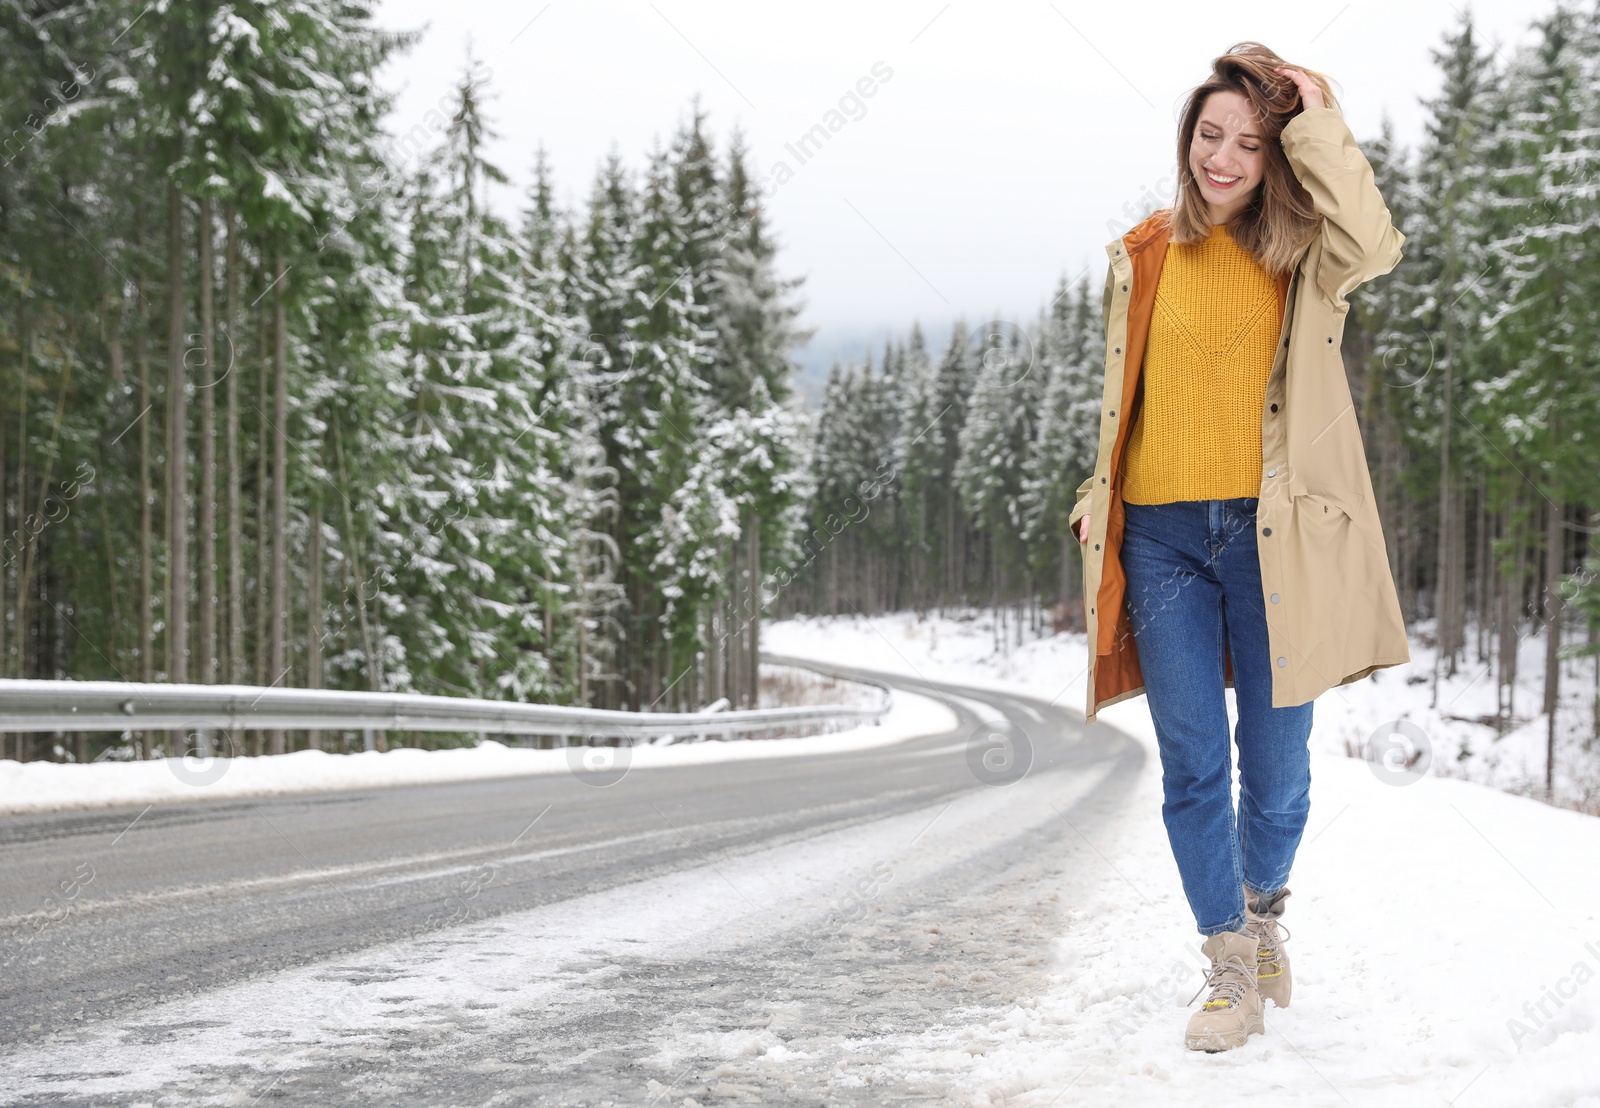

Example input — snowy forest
[2,0,1598,765]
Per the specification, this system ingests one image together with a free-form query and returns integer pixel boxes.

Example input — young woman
[1067,43,1411,1052]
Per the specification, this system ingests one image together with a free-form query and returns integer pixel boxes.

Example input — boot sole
[1185,1013,1265,1053]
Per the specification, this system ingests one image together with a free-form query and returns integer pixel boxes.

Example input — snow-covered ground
[5,613,1598,1105]
[769,609,1600,815]
[0,687,954,816]
[764,611,1600,1105]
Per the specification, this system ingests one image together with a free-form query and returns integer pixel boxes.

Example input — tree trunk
[307,502,323,752]
[723,546,739,708]
[1503,490,1527,725]
[1394,463,1415,625]
[1475,477,1490,663]
[1452,479,1467,667]
[333,430,384,752]
[12,304,29,681]
[225,205,244,684]
[646,599,660,711]
[267,254,288,756]
[197,194,217,684]
[1543,496,1564,796]
[705,604,719,708]
[1432,371,1456,703]
[17,345,77,687]
[104,297,126,653]
[1589,595,1597,750]
[136,192,155,693]
[333,431,379,693]
[747,515,760,709]
[166,182,189,685]
[255,290,269,702]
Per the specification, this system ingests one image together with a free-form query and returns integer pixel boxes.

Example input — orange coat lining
[1093,216,1291,707]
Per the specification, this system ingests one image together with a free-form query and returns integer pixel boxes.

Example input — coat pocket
[1291,490,1376,559]
[1294,491,1352,523]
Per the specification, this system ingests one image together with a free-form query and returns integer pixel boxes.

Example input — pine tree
[394,63,570,704]
[1022,276,1102,618]
[957,320,1042,631]
[1409,7,1500,692]
[890,324,943,611]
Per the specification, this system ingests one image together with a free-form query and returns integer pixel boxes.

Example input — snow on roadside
[767,612,1600,1107]
[0,688,955,817]
[767,610,1600,814]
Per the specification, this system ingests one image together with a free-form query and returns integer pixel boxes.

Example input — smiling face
[1188,89,1266,225]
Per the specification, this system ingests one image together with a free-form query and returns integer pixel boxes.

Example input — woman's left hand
[1274,66,1326,110]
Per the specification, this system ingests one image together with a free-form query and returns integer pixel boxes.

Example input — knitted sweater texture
[1121,223,1282,505]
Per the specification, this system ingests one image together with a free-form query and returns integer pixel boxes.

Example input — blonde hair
[1170,41,1339,276]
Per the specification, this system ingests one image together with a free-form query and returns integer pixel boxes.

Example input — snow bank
[766,612,1600,1105]
[0,688,955,816]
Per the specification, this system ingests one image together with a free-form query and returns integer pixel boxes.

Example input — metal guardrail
[0,670,893,741]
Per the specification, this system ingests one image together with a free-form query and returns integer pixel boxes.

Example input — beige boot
[1184,929,1264,1052]
[1244,886,1292,1009]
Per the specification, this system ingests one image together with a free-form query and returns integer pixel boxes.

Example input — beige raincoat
[1068,106,1411,723]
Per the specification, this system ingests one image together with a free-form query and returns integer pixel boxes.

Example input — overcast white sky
[372,0,1546,390]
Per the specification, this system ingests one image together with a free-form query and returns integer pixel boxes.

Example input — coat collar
[1108,208,1173,259]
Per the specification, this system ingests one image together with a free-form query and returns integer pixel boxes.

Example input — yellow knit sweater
[1121,223,1282,505]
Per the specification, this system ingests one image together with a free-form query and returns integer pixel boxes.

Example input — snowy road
[0,665,1144,1105]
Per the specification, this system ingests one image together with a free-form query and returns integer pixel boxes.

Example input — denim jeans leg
[1120,500,1247,936]
[1215,497,1315,896]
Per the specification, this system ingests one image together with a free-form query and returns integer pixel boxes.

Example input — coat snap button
[1114,347,1121,354]
[1101,477,1107,484]
[1270,403,1278,413]
[1262,527,1273,536]
[1122,284,1128,291]
[1266,468,1276,477]
[1110,410,1116,418]
[1270,593,1280,603]
[1276,656,1287,667]
[1327,337,1333,343]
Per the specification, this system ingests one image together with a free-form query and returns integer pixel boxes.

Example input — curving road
[0,660,1143,1106]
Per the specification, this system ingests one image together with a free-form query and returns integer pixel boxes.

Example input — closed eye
[1200,130,1258,152]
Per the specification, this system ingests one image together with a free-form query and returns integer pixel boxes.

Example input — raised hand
[1273,66,1326,111]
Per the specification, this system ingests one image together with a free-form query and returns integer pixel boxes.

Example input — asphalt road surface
[0,659,1143,1106]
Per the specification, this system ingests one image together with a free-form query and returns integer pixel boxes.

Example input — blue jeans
[1119,497,1314,936]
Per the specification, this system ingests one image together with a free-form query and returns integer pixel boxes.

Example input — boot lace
[1251,919,1292,969]
[1187,951,1256,1011]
